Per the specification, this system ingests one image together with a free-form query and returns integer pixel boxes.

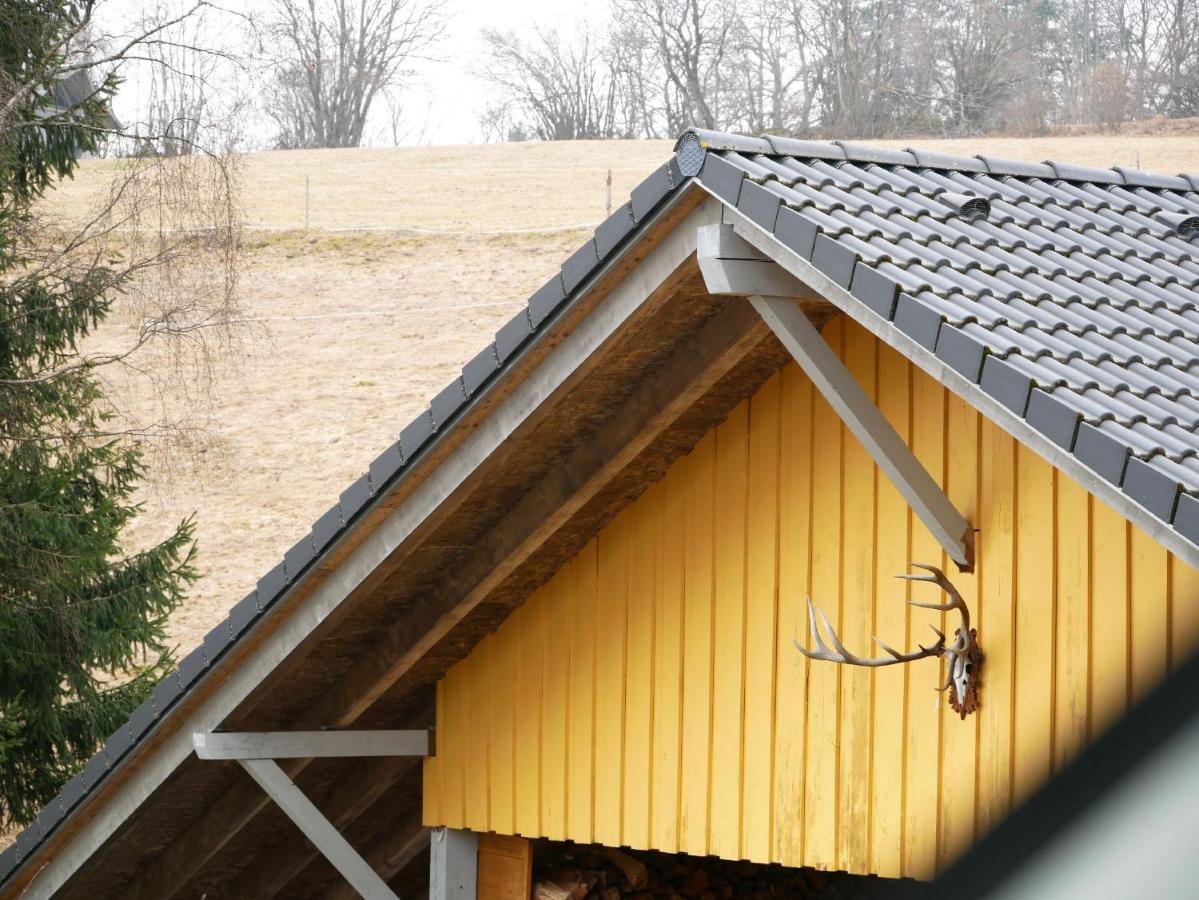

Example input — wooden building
[4,130,1199,898]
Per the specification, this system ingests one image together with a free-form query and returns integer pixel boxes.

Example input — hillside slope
[53,136,1199,653]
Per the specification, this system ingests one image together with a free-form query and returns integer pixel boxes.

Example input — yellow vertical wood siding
[423,316,1199,878]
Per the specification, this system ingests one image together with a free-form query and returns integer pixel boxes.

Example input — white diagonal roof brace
[697,224,974,569]
[238,757,400,900]
[752,295,973,568]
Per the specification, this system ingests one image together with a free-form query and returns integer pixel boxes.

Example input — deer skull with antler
[794,563,982,718]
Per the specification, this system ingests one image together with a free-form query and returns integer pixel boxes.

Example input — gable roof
[4,130,1199,895]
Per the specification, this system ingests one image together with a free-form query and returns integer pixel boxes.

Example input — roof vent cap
[940,191,990,220]
[1157,211,1199,239]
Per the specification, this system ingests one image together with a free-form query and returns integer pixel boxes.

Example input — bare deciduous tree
[479,26,625,141]
[0,2,246,465]
[613,0,738,133]
[932,0,1036,133]
[482,0,1199,143]
[265,0,446,149]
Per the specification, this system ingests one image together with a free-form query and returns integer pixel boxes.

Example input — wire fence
[241,221,601,236]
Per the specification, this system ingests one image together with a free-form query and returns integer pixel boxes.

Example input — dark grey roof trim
[0,140,699,888]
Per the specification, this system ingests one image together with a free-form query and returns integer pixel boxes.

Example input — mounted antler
[794,563,982,718]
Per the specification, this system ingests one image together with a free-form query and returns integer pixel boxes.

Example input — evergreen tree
[0,2,196,826]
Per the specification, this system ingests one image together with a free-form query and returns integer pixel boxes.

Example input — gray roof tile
[311,504,343,554]
[906,147,989,173]
[1123,457,1182,521]
[737,178,783,231]
[699,151,746,205]
[528,274,567,327]
[399,410,434,457]
[981,355,1034,415]
[337,473,372,523]
[1175,493,1199,545]
[936,325,988,381]
[811,233,857,287]
[595,203,635,259]
[775,207,819,258]
[430,377,467,429]
[368,441,403,489]
[850,263,900,318]
[762,136,847,160]
[283,533,316,580]
[630,164,674,222]
[1075,422,1131,485]
[561,240,599,293]
[201,620,234,667]
[834,141,918,166]
[1027,389,1083,450]
[81,747,110,791]
[256,560,288,603]
[977,156,1056,179]
[1113,167,1190,191]
[495,309,533,364]
[894,292,943,350]
[227,590,260,639]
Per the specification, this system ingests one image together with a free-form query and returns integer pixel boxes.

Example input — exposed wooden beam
[238,758,399,900]
[126,289,770,900]
[751,295,974,569]
[317,815,429,900]
[193,730,429,760]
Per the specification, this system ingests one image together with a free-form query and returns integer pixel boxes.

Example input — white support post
[237,758,399,900]
[193,730,429,760]
[750,295,973,568]
[429,827,478,900]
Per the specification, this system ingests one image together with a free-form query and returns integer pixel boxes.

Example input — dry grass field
[54,134,1199,656]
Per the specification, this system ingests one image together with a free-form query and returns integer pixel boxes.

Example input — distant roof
[4,129,1199,892]
[52,69,119,131]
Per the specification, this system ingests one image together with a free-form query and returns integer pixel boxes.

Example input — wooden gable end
[422,314,1199,880]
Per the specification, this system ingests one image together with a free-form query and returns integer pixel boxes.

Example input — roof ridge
[673,126,1199,187]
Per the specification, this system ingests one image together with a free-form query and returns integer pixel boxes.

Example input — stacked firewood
[531,844,901,899]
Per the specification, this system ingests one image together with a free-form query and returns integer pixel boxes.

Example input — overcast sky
[97,0,602,147]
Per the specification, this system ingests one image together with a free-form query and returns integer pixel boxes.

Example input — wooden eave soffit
[697,224,975,571]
